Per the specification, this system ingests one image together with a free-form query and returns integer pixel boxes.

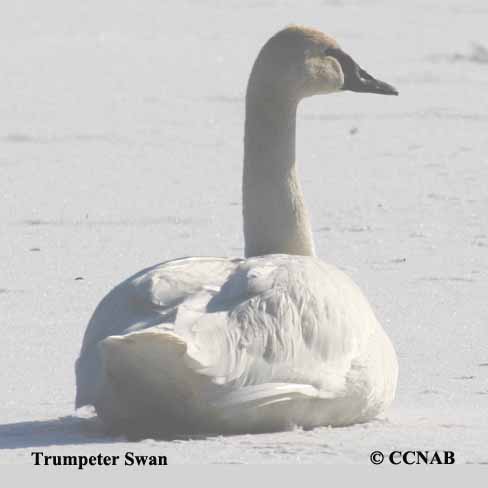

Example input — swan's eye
[322,47,334,57]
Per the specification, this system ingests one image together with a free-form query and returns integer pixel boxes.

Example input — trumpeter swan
[75,26,399,437]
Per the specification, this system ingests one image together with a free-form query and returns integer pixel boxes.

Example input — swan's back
[76,255,397,436]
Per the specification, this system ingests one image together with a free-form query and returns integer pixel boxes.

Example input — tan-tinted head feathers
[269,25,340,51]
[247,25,398,101]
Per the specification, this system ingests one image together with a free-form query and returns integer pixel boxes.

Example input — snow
[1,0,487,464]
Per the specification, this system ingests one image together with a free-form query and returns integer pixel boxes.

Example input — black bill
[329,48,398,96]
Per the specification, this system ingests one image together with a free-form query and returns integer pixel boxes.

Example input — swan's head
[249,26,398,101]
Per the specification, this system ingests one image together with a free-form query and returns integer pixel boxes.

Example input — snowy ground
[1,0,487,464]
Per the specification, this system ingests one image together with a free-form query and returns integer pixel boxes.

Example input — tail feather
[212,383,320,409]
[210,383,338,432]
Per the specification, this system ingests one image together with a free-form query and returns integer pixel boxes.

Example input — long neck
[243,91,315,258]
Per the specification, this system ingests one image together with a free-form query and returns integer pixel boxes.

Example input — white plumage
[76,26,399,436]
[76,256,397,435]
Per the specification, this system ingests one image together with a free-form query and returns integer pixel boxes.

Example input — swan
[75,25,399,437]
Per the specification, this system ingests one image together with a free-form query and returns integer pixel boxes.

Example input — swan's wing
[77,257,241,354]
[176,254,373,395]
[75,257,242,407]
